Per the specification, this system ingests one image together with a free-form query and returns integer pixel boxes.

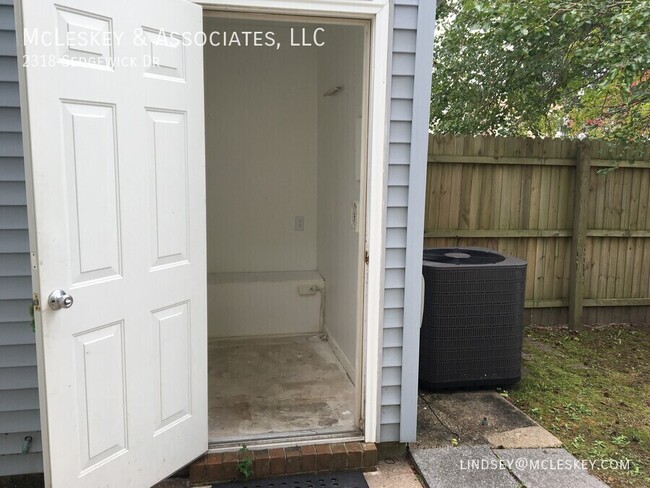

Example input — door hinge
[30,252,38,270]
[32,293,40,312]
[364,251,369,265]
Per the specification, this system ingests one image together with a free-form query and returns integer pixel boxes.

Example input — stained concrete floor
[208,335,357,441]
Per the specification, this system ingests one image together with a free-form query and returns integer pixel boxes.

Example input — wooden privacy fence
[424,134,650,327]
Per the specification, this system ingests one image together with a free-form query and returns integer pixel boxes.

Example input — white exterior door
[16,0,207,486]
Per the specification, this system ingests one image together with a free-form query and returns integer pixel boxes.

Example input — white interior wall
[204,18,364,356]
[207,271,324,337]
[316,26,365,378]
[204,18,318,273]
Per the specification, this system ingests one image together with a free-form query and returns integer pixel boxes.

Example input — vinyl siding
[380,0,436,442]
[0,0,43,475]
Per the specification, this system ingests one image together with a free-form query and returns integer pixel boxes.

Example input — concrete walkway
[411,390,610,488]
[411,446,609,488]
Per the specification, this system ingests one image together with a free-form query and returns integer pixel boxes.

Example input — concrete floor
[208,334,357,442]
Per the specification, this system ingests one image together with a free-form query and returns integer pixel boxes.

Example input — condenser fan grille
[419,247,527,390]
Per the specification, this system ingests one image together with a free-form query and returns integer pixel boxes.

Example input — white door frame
[197,0,390,443]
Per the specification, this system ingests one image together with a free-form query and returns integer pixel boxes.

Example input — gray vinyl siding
[0,0,43,476]
[380,0,436,442]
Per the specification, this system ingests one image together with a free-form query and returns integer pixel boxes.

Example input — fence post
[568,139,591,331]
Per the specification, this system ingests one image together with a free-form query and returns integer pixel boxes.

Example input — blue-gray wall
[0,0,43,476]
[380,0,436,442]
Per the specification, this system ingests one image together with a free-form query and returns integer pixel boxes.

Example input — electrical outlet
[295,216,304,231]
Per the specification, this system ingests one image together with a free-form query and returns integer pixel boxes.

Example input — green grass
[508,325,650,488]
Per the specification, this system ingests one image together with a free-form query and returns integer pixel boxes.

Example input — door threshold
[192,437,377,485]
[208,430,364,452]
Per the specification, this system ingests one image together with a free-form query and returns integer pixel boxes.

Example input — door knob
[48,289,74,310]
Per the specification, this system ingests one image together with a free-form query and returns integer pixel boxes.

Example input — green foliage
[572,434,586,449]
[431,0,650,146]
[613,435,632,447]
[236,445,253,479]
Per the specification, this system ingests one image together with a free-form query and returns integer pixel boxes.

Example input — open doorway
[203,13,370,445]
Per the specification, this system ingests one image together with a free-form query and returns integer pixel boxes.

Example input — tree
[430,0,650,147]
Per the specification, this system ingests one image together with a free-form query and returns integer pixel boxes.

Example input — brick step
[190,442,377,485]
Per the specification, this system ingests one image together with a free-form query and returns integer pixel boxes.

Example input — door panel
[16,0,207,486]
[61,101,122,284]
[74,322,127,473]
[151,302,191,434]
[146,109,190,268]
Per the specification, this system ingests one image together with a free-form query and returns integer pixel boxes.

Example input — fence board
[468,165,481,228]
[426,134,650,325]
[479,165,493,229]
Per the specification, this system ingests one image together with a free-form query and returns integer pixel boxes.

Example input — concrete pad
[486,426,562,449]
[364,458,424,488]
[411,446,519,488]
[416,390,559,449]
[496,448,610,488]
